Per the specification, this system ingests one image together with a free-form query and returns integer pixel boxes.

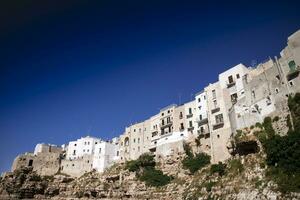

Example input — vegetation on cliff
[182,143,211,174]
[125,153,172,187]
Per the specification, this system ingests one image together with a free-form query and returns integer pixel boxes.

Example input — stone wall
[11,151,61,176]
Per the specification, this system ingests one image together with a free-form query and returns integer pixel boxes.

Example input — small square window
[236,74,240,79]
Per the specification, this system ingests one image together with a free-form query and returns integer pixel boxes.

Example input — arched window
[124,137,129,146]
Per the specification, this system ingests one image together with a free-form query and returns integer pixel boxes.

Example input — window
[168,110,170,113]
[228,75,234,83]
[138,146,140,152]
[275,88,279,94]
[88,142,90,145]
[252,90,256,98]
[199,114,202,120]
[180,123,184,130]
[276,75,280,81]
[204,95,206,100]
[212,90,216,99]
[117,151,119,156]
[213,100,217,108]
[167,117,171,123]
[198,98,201,102]
[189,108,192,114]
[217,134,220,138]
[200,126,204,133]
[28,159,33,167]
[73,150,76,155]
[179,112,183,119]
[138,138,140,143]
[236,74,240,79]
[83,149,85,152]
[74,144,77,146]
[134,129,136,132]
[289,81,294,87]
[133,138,136,143]
[87,149,89,152]
[95,142,97,144]
[99,148,101,153]
[139,128,141,133]
[161,113,164,116]
[189,121,193,128]
[215,114,224,124]
[162,119,165,126]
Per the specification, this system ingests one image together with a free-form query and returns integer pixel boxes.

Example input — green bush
[125,160,141,172]
[182,152,210,174]
[272,116,280,122]
[138,153,155,168]
[228,159,244,174]
[125,153,155,172]
[203,181,217,192]
[125,153,172,187]
[255,122,263,129]
[210,162,226,176]
[288,93,300,130]
[263,117,275,137]
[183,142,193,157]
[138,168,172,187]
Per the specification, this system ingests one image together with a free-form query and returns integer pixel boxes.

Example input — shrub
[263,117,275,137]
[138,153,155,168]
[272,116,280,122]
[203,181,217,192]
[125,160,141,172]
[250,125,254,129]
[125,153,172,187]
[182,153,210,174]
[255,122,263,129]
[183,142,193,157]
[138,168,172,187]
[228,159,244,174]
[210,162,226,176]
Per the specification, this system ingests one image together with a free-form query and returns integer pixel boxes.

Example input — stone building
[11,143,62,176]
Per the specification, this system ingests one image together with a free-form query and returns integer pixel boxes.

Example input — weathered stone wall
[11,152,61,176]
[61,155,94,177]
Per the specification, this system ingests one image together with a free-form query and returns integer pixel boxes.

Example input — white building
[62,136,119,177]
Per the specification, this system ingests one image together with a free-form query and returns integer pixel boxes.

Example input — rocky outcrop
[1,154,299,200]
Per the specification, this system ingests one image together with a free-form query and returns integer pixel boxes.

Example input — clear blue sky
[0,0,300,173]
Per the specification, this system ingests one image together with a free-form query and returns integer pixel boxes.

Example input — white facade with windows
[62,136,119,176]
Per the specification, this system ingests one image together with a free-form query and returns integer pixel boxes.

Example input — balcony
[287,66,300,81]
[159,121,172,129]
[227,81,236,88]
[187,126,194,132]
[186,113,193,119]
[196,117,208,126]
[212,122,224,130]
[211,107,220,114]
[197,129,210,138]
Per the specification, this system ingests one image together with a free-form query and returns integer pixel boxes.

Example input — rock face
[1,154,299,200]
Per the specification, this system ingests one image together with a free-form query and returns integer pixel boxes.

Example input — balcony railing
[212,122,224,130]
[227,81,236,88]
[186,113,193,118]
[196,117,208,126]
[197,129,210,138]
[187,126,194,132]
[159,121,172,129]
[211,107,220,114]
